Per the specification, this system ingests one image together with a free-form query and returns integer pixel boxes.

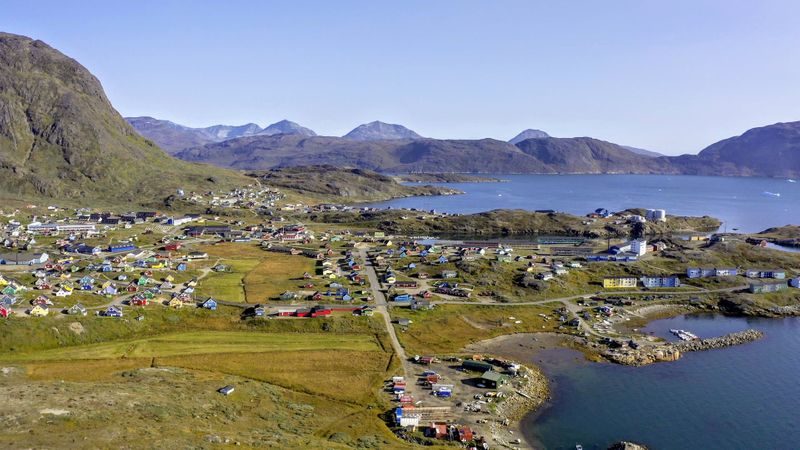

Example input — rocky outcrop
[604,329,764,366]
[674,329,764,352]
[603,346,681,366]
[609,442,649,450]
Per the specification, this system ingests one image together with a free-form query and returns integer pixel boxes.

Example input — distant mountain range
[0,32,247,202]
[125,117,315,153]
[175,122,800,178]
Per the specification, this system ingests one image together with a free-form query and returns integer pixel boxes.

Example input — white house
[631,239,648,256]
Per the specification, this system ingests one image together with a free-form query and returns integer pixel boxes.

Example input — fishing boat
[763,191,781,197]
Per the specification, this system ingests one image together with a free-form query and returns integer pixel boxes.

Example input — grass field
[0,314,412,449]
[1,331,381,361]
[192,242,319,303]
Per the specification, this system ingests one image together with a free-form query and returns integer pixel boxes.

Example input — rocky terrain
[748,225,800,248]
[603,329,764,366]
[343,121,422,141]
[394,173,501,183]
[252,165,462,202]
[508,128,549,144]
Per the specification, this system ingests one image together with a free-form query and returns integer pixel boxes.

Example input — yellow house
[603,277,638,289]
[30,305,49,317]
[0,276,7,286]
[168,298,183,309]
[164,275,174,282]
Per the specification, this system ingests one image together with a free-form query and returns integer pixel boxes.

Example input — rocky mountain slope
[176,132,669,174]
[343,121,422,141]
[621,145,664,158]
[259,119,316,137]
[126,117,315,153]
[669,121,800,177]
[0,32,247,204]
[509,129,549,144]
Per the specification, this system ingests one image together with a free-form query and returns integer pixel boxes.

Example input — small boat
[670,328,699,341]
[576,445,584,450]
[788,179,797,183]
[762,191,781,197]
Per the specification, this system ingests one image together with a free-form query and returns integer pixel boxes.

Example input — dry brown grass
[393,303,566,355]
[24,358,153,381]
[160,349,390,405]
[243,254,318,301]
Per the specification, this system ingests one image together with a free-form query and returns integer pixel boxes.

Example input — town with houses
[0,182,798,449]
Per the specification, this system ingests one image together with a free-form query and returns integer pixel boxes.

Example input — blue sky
[2,0,799,154]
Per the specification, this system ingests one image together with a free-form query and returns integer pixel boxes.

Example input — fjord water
[523,315,800,450]
[369,174,798,233]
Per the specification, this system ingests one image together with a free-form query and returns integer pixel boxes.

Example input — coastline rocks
[603,346,681,366]
[609,442,649,450]
[718,297,800,318]
[675,329,764,352]
[603,329,764,366]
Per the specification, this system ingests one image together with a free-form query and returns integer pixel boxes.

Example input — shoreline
[462,306,792,449]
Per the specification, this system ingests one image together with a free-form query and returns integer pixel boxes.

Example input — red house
[310,307,331,318]
[131,298,148,306]
[0,306,9,318]
[164,243,182,251]
[428,423,448,440]
[457,427,474,442]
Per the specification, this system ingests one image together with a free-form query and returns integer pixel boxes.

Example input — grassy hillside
[0,33,248,205]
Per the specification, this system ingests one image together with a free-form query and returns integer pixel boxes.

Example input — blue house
[393,293,412,302]
[103,285,118,296]
[103,306,123,318]
[641,276,681,288]
[437,256,448,264]
[789,277,800,288]
[75,244,102,255]
[408,263,416,269]
[108,244,137,253]
[201,298,218,310]
[176,262,187,271]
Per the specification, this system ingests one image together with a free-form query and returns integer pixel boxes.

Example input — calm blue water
[523,315,800,450]
[367,175,799,233]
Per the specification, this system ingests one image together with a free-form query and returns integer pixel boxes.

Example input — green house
[479,371,509,389]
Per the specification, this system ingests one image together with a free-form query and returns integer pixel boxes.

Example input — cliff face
[0,33,246,203]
